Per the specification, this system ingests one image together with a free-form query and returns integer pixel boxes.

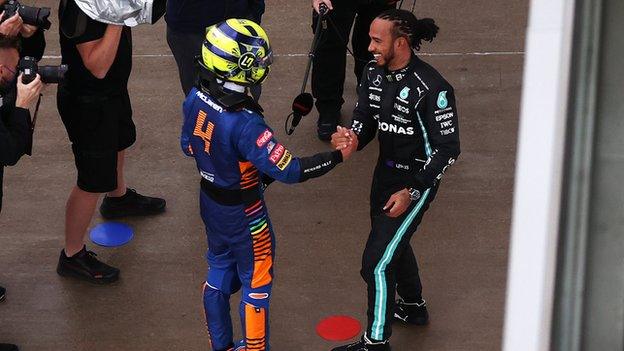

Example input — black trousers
[361,185,437,341]
[166,26,205,96]
[311,1,393,124]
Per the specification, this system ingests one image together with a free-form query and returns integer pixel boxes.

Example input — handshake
[331,126,359,161]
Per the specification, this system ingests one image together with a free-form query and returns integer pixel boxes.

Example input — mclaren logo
[378,121,414,135]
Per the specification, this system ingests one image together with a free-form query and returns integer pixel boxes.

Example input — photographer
[0,0,47,60]
[55,0,166,284]
[0,33,44,351]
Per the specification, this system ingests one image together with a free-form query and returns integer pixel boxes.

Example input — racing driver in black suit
[331,9,460,351]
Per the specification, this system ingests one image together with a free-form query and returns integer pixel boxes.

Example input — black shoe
[331,336,391,351]
[0,285,5,302]
[394,298,429,325]
[57,246,120,284]
[0,344,18,351]
[317,122,338,141]
[100,188,166,219]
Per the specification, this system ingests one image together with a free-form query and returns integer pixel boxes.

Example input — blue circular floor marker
[90,222,134,247]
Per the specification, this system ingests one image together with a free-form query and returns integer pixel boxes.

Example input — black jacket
[0,29,46,213]
[0,87,32,213]
[352,56,460,204]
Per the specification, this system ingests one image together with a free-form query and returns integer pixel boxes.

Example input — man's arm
[412,84,460,191]
[76,24,123,79]
[237,117,350,184]
[0,74,44,165]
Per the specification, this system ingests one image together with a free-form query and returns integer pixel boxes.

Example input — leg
[231,200,274,351]
[98,93,166,219]
[361,189,435,341]
[107,151,126,198]
[58,152,120,283]
[166,25,206,96]
[56,92,126,283]
[395,243,423,302]
[200,192,241,351]
[311,4,356,139]
[64,186,100,256]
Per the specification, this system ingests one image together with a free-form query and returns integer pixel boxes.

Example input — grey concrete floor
[0,0,527,350]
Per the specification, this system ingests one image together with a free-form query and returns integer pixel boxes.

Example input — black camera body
[1,0,52,30]
[19,57,68,84]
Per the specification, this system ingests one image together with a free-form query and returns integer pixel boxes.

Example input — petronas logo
[437,91,448,109]
[399,87,410,99]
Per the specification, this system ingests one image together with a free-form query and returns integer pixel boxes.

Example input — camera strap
[30,94,42,131]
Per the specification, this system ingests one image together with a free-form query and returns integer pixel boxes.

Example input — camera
[1,0,52,30]
[19,57,68,84]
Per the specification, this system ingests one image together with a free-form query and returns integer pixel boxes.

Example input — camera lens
[17,3,52,30]
[39,65,68,84]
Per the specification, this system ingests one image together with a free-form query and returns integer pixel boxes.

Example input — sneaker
[0,285,5,302]
[57,246,120,284]
[100,188,166,219]
[317,122,337,141]
[394,298,429,325]
[331,335,391,351]
[0,344,18,351]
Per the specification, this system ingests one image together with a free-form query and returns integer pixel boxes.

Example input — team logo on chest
[378,121,414,135]
[373,75,382,87]
[399,87,410,100]
[437,91,448,109]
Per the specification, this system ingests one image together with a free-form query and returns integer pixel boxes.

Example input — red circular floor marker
[316,315,362,341]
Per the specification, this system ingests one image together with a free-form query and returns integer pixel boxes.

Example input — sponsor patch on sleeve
[269,144,285,164]
[256,129,273,148]
[266,141,276,154]
[276,150,293,170]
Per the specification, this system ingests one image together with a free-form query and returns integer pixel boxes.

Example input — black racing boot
[57,246,120,284]
[0,285,5,302]
[0,344,18,351]
[394,298,429,325]
[331,335,391,351]
[99,188,166,219]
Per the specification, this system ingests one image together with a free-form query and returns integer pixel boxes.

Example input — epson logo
[435,112,454,122]
[378,121,414,135]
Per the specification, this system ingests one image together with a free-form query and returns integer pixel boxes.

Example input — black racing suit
[351,55,460,341]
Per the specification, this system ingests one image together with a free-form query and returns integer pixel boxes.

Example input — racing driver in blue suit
[181,19,357,351]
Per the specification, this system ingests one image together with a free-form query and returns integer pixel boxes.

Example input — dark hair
[377,9,439,51]
[0,34,20,52]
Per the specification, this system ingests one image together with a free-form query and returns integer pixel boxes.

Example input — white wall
[502,1,576,350]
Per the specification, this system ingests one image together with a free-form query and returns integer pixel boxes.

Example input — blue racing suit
[181,87,343,351]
